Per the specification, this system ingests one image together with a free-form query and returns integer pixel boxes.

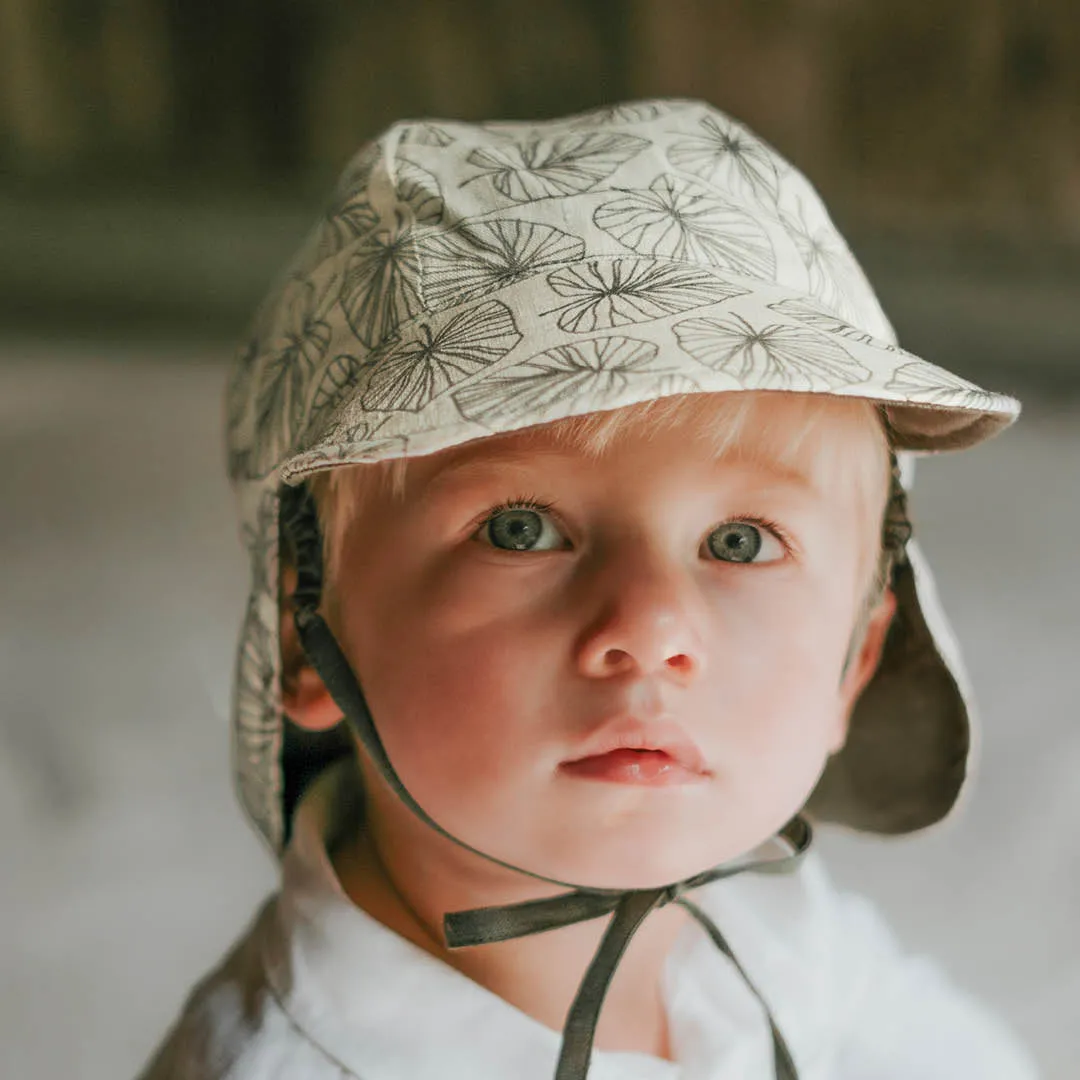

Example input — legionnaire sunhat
[224,99,1020,1079]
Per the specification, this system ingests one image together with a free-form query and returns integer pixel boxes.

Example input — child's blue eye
[705,521,784,564]
[481,506,566,551]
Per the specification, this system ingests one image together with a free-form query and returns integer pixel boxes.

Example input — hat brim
[278,261,1019,486]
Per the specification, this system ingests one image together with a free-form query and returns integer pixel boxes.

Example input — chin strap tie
[282,481,809,1080]
[444,820,808,1080]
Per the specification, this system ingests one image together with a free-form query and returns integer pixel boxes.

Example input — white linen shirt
[140,764,1039,1080]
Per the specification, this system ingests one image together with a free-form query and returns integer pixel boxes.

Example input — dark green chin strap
[282,482,810,1080]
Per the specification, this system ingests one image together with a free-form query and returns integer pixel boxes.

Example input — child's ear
[280,564,344,732]
[831,587,898,753]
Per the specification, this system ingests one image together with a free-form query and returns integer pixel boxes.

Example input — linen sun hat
[224,98,1019,1080]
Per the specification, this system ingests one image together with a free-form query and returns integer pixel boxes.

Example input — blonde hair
[308,392,894,615]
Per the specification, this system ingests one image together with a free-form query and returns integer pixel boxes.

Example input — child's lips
[559,748,709,786]
[560,715,710,782]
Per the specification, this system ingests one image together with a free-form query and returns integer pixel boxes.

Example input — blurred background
[1,1,1077,1076]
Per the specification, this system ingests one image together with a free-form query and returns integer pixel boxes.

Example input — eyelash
[724,513,796,555]
[475,496,556,533]
[475,500,795,556]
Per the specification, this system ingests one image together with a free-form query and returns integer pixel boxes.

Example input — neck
[331,806,691,1061]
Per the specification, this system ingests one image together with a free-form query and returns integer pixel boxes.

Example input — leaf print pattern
[782,196,867,323]
[339,220,423,348]
[418,219,586,308]
[321,155,442,261]
[234,595,283,848]
[235,596,280,759]
[393,157,445,227]
[673,314,871,390]
[254,278,335,473]
[327,142,380,207]
[286,427,407,477]
[568,101,675,127]
[361,300,522,412]
[465,131,649,202]
[226,338,260,480]
[594,175,776,279]
[398,122,456,147]
[546,258,748,333]
[311,352,374,416]
[768,297,899,352]
[299,350,376,449]
[453,335,667,423]
[886,361,998,410]
[318,189,379,257]
[667,112,781,202]
[239,489,279,600]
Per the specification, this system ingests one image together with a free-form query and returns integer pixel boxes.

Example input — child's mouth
[559,748,709,786]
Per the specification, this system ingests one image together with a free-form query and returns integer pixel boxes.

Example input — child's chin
[531,834,761,892]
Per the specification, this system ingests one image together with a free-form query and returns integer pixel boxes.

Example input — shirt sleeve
[825,878,1040,1080]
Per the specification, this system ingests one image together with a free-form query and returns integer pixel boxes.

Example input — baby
[141,99,1039,1079]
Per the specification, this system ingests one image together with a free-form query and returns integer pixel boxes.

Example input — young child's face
[316,393,892,888]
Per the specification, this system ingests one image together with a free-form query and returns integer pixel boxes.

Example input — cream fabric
[139,763,1039,1080]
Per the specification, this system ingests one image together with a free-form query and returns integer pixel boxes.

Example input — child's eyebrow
[418,446,818,503]
[418,447,573,500]
[718,455,818,493]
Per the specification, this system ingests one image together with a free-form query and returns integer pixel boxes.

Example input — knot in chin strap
[281,482,807,1080]
[443,818,810,1080]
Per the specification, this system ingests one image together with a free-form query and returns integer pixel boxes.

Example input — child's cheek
[412,547,570,638]
[349,603,558,811]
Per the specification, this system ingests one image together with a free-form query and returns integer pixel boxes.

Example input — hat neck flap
[282,481,809,1080]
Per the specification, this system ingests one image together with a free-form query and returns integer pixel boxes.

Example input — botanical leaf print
[337,429,410,458]
[235,595,282,845]
[287,426,406,474]
[594,175,776,279]
[322,154,441,259]
[361,300,522,412]
[568,101,674,127]
[398,122,456,147]
[311,352,374,415]
[300,351,377,448]
[332,143,380,201]
[394,157,445,226]
[782,197,867,323]
[318,189,379,257]
[236,596,279,755]
[546,258,748,333]
[340,221,423,348]
[225,338,259,480]
[886,361,998,409]
[453,335,667,423]
[254,278,334,472]
[239,489,279,600]
[464,131,649,201]
[673,314,870,390]
[768,297,899,352]
[321,144,382,241]
[418,219,586,308]
[667,113,781,202]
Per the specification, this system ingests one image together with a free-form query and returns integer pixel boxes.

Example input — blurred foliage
[1,0,1078,232]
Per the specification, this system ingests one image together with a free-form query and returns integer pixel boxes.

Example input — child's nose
[573,546,707,682]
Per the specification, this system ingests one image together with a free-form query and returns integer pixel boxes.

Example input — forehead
[412,392,884,493]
